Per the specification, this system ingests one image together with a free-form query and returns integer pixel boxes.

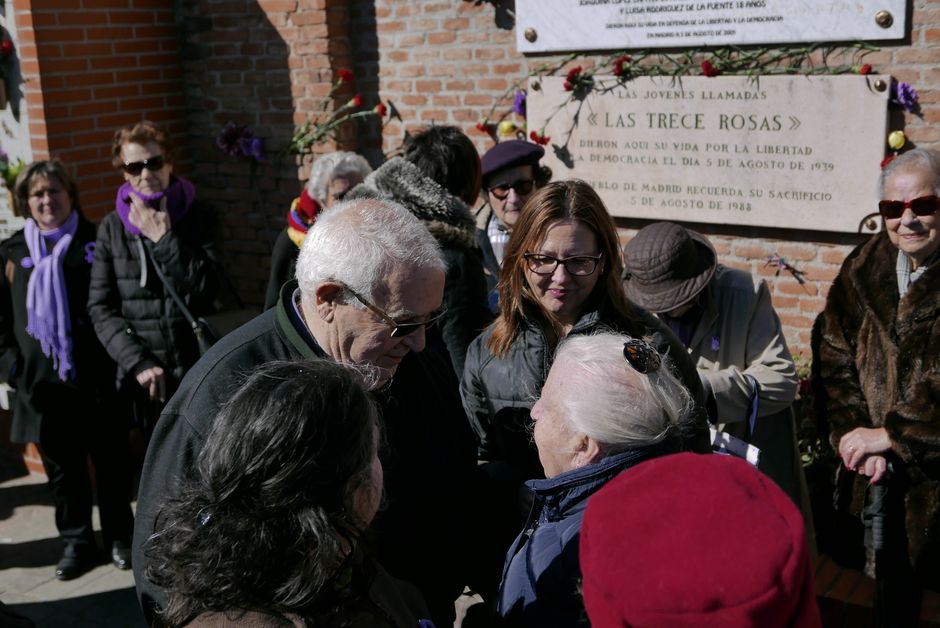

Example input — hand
[857,454,889,485]
[136,366,166,402]
[128,196,170,243]
[838,427,891,471]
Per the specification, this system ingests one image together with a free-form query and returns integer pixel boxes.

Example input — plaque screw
[865,218,878,231]
[875,10,893,28]
[531,81,541,92]
[874,79,887,91]
[524,27,538,43]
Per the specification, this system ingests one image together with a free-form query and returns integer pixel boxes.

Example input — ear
[313,282,345,323]
[573,435,604,469]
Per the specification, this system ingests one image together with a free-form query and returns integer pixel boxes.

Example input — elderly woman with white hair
[264,151,372,308]
[495,331,696,627]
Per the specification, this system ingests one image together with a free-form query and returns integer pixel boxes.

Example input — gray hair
[879,148,940,198]
[552,332,693,454]
[295,198,446,307]
[306,152,372,205]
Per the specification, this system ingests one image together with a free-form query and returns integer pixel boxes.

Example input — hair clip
[196,507,214,528]
[623,339,661,374]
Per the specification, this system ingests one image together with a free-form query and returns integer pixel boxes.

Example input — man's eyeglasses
[523,253,603,276]
[488,178,535,200]
[122,155,166,177]
[878,195,940,220]
[344,286,446,338]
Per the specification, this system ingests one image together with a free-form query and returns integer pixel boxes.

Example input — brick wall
[14,0,187,221]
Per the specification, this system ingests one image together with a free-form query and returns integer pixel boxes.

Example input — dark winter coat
[264,228,298,310]
[346,157,492,376]
[0,217,117,443]
[133,281,479,626]
[813,232,940,586]
[497,447,673,627]
[461,300,710,474]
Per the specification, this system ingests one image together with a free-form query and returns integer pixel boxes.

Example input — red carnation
[374,102,387,117]
[613,55,631,77]
[880,155,897,170]
[566,66,582,83]
[350,93,363,108]
[701,59,719,77]
[563,80,573,91]
[337,68,354,83]
[529,130,550,145]
[476,118,489,132]
[858,63,873,75]
[0,40,13,60]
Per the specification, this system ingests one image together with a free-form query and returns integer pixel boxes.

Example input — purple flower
[892,81,919,113]
[217,122,265,162]
[710,336,720,351]
[513,90,527,116]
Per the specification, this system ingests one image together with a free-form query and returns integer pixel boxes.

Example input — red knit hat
[580,453,820,628]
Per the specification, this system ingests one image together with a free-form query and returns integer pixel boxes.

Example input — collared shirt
[896,246,940,299]
[487,213,510,266]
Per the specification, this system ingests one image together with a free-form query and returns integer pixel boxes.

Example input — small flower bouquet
[289,69,388,156]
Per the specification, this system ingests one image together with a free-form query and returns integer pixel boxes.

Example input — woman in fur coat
[813,148,940,626]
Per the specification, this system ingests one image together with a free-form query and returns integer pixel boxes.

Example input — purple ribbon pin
[710,336,720,351]
[20,257,33,269]
[84,242,96,264]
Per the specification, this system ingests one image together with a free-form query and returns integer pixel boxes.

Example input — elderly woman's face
[524,219,603,328]
[883,165,940,270]
[27,174,72,230]
[532,358,588,478]
[121,141,173,196]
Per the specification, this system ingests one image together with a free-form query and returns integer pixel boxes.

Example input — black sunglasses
[122,155,166,177]
[878,195,940,220]
[345,286,446,338]
[488,178,535,200]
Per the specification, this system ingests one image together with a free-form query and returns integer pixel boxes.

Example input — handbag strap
[141,239,201,330]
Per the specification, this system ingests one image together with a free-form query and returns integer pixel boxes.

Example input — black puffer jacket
[347,158,492,375]
[88,200,220,386]
[461,301,710,473]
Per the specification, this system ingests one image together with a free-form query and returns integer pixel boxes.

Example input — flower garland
[476,43,920,152]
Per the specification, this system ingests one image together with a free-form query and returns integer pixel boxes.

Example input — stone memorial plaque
[516,1,906,53]
[526,75,889,233]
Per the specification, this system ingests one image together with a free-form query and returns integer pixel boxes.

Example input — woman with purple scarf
[0,160,134,580]
[88,121,220,440]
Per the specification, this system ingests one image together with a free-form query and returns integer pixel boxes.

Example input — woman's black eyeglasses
[122,155,166,177]
[524,253,603,276]
[344,286,446,338]
[878,195,940,220]
[488,178,535,200]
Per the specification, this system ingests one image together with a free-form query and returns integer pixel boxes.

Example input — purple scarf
[24,211,79,381]
[115,176,196,236]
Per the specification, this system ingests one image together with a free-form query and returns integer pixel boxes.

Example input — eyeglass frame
[523,252,604,276]
[343,285,446,338]
[878,194,940,220]
[487,178,535,200]
[122,155,167,177]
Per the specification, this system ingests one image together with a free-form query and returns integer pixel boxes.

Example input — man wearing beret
[477,140,547,311]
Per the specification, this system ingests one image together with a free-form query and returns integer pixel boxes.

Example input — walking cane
[863,462,892,625]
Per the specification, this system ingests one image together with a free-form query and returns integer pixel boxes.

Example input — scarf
[286,188,321,248]
[24,211,79,381]
[115,176,196,236]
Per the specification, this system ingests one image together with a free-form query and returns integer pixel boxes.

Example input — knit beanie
[579,452,821,628]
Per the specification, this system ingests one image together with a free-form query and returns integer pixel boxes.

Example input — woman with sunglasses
[0,160,134,580]
[813,148,940,624]
[460,180,708,597]
[89,121,220,438]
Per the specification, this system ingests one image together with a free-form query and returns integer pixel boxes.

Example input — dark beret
[481,140,544,181]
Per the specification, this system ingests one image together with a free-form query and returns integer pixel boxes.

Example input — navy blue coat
[497,447,674,627]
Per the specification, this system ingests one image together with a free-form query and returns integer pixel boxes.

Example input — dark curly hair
[145,360,381,626]
[403,124,482,206]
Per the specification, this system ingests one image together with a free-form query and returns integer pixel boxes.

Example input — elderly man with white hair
[496,331,695,628]
[133,198,479,627]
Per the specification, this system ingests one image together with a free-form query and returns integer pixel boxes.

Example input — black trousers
[37,406,134,554]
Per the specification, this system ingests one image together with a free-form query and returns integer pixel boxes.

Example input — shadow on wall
[349,1,383,166]
[175,3,297,307]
